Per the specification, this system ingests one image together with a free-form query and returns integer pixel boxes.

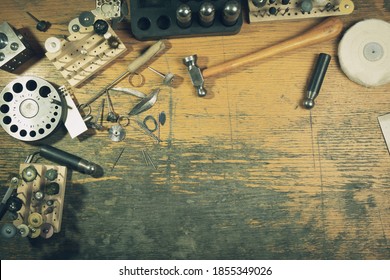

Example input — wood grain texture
[0,0,389,259]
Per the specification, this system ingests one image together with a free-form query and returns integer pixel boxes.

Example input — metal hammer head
[183,55,206,97]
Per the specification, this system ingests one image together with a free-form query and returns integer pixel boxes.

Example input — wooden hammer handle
[202,17,344,79]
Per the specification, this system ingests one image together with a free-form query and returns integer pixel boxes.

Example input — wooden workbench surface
[1,0,389,259]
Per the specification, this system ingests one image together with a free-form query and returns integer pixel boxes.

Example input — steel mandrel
[304,53,331,109]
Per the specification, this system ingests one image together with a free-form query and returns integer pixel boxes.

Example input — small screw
[11,177,18,184]
[148,67,175,86]
[10,42,19,51]
[72,24,80,32]
[26,12,50,32]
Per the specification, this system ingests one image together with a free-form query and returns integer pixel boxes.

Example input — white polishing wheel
[338,19,390,87]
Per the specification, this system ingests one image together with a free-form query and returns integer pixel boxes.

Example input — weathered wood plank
[0,0,389,259]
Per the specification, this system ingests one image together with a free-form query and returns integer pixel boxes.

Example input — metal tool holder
[129,0,243,41]
[13,163,67,239]
[44,12,127,87]
[248,0,354,23]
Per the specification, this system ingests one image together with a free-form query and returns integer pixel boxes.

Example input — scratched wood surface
[0,0,390,259]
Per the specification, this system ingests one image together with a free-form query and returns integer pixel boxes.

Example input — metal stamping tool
[222,0,241,26]
[252,0,267,7]
[176,4,192,28]
[199,2,215,27]
[303,53,331,109]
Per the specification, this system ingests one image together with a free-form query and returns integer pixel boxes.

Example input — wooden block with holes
[248,0,354,23]
[45,19,127,87]
[13,164,67,239]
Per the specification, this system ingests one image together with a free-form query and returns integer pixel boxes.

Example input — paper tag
[60,86,88,139]
[378,113,390,154]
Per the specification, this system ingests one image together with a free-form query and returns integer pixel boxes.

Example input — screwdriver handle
[127,40,166,74]
[203,17,343,78]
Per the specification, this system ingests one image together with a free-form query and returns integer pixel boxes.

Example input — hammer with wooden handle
[183,17,344,97]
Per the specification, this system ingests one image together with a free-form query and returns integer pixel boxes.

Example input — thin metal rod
[111,147,125,171]
[144,150,157,170]
[141,150,149,166]
[148,66,165,78]
[79,70,129,109]
[26,12,39,22]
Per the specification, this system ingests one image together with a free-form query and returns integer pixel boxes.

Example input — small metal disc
[8,211,19,220]
[34,191,45,201]
[162,72,175,86]
[79,11,96,27]
[107,36,120,49]
[93,19,109,35]
[22,165,38,182]
[7,196,23,212]
[68,18,81,34]
[40,223,54,239]
[45,182,60,195]
[29,227,41,239]
[44,168,58,181]
[1,223,17,238]
[28,212,43,228]
[17,224,30,238]
[108,124,126,142]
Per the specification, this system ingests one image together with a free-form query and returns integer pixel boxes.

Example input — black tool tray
[129,0,243,41]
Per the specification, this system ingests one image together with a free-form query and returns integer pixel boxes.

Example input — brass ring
[118,116,130,127]
[143,115,158,133]
[128,72,145,87]
[78,104,92,117]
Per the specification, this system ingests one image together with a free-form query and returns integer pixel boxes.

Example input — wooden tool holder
[45,16,127,87]
[248,0,354,23]
[13,164,67,238]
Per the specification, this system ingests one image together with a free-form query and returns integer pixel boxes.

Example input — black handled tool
[304,53,331,109]
[39,145,101,176]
